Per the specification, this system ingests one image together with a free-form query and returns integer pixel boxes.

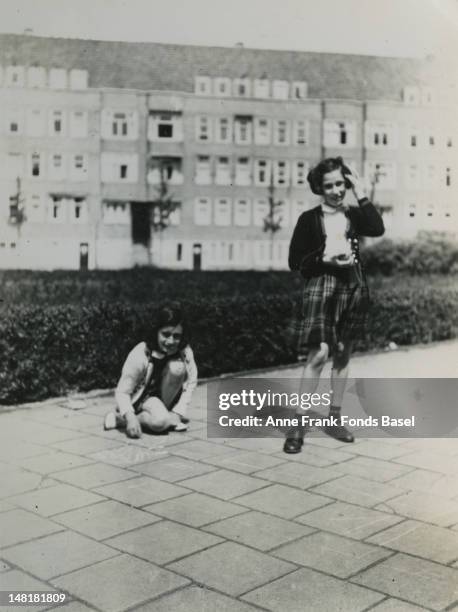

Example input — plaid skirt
[289,269,370,356]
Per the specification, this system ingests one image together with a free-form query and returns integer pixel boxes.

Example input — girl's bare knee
[310,342,329,368]
[165,359,186,378]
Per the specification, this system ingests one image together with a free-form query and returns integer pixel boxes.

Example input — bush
[1,285,457,404]
[361,238,458,276]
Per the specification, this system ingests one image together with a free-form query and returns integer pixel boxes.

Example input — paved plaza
[1,341,457,612]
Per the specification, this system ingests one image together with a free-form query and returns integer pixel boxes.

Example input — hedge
[1,285,457,404]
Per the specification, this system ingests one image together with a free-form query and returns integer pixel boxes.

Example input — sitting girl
[104,304,198,438]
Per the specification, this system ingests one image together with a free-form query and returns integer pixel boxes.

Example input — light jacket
[115,342,198,418]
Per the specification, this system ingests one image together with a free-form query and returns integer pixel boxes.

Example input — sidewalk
[1,341,458,612]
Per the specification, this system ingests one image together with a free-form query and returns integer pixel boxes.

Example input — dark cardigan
[288,198,385,278]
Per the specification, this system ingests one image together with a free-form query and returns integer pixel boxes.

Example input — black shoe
[324,423,354,443]
[283,426,305,454]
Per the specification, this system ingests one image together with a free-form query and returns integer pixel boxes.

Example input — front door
[192,243,202,270]
[79,242,89,270]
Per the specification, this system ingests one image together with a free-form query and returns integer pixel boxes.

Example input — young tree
[151,162,179,265]
[263,173,283,267]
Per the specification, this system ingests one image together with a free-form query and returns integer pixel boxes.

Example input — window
[30,153,42,178]
[324,120,355,148]
[274,120,290,145]
[215,198,231,226]
[422,88,435,105]
[277,199,290,226]
[149,112,183,142]
[214,77,231,96]
[410,134,417,147]
[195,76,212,95]
[5,66,25,87]
[254,118,271,145]
[254,159,271,186]
[292,81,307,99]
[195,156,211,185]
[72,198,88,223]
[176,243,183,262]
[6,153,23,179]
[292,161,308,186]
[101,153,138,183]
[27,194,44,223]
[6,110,22,135]
[426,203,435,218]
[273,160,290,186]
[49,196,65,223]
[235,157,251,186]
[446,167,451,187]
[294,120,309,146]
[194,197,211,225]
[215,117,232,143]
[291,199,306,221]
[446,136,453,148]
[234,198,251,226]
[27,66,46,88]
[71,154,88,182]
[103,202,130,224]
[48,153,66,181]
[253,78,270,98]
[254,199,269,226]
[233,78,251,97]
[49,110,66,136]
[405,164,420,189]
[424,165,437,190]
[196,116,212,142]
[272,80,289,100]
[101,110,138,140]
[408,203,416,218]
[403,86,420,105]
[365,122,397,149]
[169,204,181,226]
[147,158,183,185]
[49,68,68,89]
[70,111,88,138]
[69,69,88,90]
[215,157,231,185]
[234,116,252,144]
[27,109,45,137]
[364,161,396,190]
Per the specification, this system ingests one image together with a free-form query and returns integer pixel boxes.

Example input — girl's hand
[345,167,366,200]
[125,413,142,438]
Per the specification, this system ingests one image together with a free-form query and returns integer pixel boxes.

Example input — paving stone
[311,475,405,507]
[44,603,95,612]
[94,476,188,506]
[349,441,412,461]
[272,444,354,468]
[296,501,403,539]
[134,585,259,612]
[375,491,458,527]
[370,599,431,612]
[203,450,286,474]
[233,484,331,519]
[182,469,268,500]
[1,468,54,498]
[0,569,59,612]
[11,422,87,445]
[0,440,49,462]
[395,450,458,475]
[242,567,384,611]
[353,553,458,611]
[53,500,157,540]
[223,437,287,453]
[0,509,62,548]
[1,530,119,579]
[88,445,170,467]
[333,456,414,483]
[274,531,392,578]
[8,483,105,517]
[132,456,217,482]
[167,541,295,596]
[14,451,95,475]
[51,435,124,455]
[366,519,458,563]
[390,469,458,499]
[253,462,342,489]
[52,554,189,612]
[0,560,10,572]
[169,439,239,460]
[144,492,247,527]
[52,462,137,489]
[206,510,314,550]
[53,412,103,431]
[106,520,222,565]
[402,438,458,456]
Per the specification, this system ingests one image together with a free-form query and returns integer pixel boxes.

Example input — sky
[0,0,457,60]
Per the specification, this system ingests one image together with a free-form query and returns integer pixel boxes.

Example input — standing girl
[104,304,197,438]
[285,157,384,453]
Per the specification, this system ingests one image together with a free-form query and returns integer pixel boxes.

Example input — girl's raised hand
[345,167,367,200]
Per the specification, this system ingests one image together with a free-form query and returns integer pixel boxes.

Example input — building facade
[0,34,457,270]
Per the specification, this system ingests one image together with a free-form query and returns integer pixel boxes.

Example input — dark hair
[307,157,352,195]
[148,303,188,352]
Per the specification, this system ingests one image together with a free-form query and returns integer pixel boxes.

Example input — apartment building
[0,34,456,270]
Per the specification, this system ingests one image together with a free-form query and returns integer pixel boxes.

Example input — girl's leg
[284,342,329,453]
[160,358,186,409]
[326,340,354,442]
[138,397,181,433]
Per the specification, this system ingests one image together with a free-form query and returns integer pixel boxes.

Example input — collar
[150,349,166,360]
